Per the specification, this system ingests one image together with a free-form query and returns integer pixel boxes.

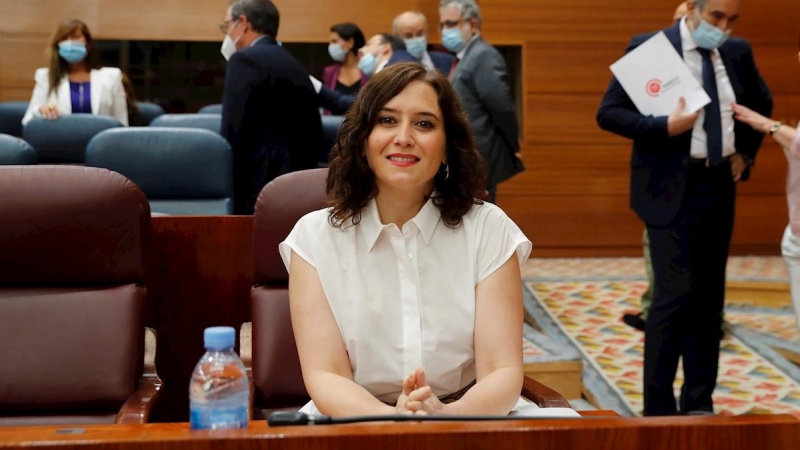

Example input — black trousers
[643,161,736,416]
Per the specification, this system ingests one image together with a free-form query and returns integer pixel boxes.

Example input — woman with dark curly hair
[279,62,532,417]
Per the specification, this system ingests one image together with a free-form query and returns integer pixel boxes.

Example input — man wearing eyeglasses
[219,0,323,214]
[438,0,523,202]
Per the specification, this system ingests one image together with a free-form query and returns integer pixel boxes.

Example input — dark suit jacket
[428,50,455,75]
[221,36,323,214]
[450,36,523,186]
[316,50,421,115]
[596,23,772,226]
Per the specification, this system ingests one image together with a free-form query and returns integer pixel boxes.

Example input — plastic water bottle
[189,326,249,430]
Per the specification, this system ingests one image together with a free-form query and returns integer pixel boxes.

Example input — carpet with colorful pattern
[522,259,800,417]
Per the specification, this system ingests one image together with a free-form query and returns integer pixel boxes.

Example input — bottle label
[190,403,248,430]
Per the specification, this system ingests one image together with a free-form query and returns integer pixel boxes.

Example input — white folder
[610,31,710,116]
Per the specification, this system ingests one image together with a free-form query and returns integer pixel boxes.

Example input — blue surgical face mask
[441,27,466,53]
[58,41,87,63]
[358,52,378,76]
[328,43,347,62]
[404,36,427,59]
[692,12,731,50]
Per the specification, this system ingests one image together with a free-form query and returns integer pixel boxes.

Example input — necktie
[448,57,459,81]
[698,48,723,165]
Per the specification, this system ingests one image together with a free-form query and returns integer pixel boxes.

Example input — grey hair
[439,0,482,28]
[391,11,427,35]
[692,0,709,9]
[229,0,280,37]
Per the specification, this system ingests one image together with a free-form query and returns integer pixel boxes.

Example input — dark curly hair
[327,62,486,229]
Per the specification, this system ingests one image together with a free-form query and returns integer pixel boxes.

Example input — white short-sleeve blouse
[279,197,532,405]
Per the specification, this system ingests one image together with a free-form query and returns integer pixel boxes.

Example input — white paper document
[610,31,710,116]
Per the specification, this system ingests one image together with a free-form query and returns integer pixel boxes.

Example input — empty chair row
[0,101,168,137]
[0,101,225,136]
[0,134,36,165]
[0,127,233,215]
[86,128,233,215]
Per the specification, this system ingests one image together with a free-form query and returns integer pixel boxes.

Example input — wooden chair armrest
[115,374,164,424]
[521,375,571,408]
[247,368,255,419]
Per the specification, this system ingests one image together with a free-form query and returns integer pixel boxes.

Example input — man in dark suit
[597,0,772,416]
[313,34,419,115]
[220,0,323,214]
[439,0,523,202]
[393,11,455,76]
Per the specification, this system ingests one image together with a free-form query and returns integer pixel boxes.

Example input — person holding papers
[282,63,534,417]
[596,0,772,416]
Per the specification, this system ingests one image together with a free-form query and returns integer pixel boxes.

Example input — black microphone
[267,411,581,426]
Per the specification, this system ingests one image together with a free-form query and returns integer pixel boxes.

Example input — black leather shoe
[622,313,646,331]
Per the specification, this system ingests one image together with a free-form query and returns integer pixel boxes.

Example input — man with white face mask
[219,0,323,214]
[392,11,454,76]
[597,0,772,416]
[438,0,523,202]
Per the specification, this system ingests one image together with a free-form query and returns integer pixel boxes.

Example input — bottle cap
[204,326,235,351]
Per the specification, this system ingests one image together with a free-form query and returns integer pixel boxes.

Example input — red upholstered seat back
[0,166,150,417]
[251,168,328,410]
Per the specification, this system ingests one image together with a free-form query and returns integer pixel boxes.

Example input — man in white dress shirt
[597,0,772,416]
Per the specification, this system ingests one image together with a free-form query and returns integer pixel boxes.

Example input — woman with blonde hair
[22,19,128,126]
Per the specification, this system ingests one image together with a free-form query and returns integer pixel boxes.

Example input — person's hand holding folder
[667,97,700,137]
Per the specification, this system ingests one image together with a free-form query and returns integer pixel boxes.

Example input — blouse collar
[360,196,441,251]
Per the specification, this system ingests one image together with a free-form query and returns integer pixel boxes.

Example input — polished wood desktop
[0,415,798,450]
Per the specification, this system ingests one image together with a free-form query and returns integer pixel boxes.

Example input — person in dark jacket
[220,0,323,214]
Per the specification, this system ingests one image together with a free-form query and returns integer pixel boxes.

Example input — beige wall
[1,0,798,255]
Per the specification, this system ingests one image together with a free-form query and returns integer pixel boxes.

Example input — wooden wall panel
[525,94,616,146]
[0,33,49,85]
[499,194,788,257]
[95,0,226,41]
[94,0,421,42]
[526,44,800,96]
[754,45,800,96]
[527,93,800,146]
[503,141,788,199]
[502,144,631,196]
[497,194,641,251]
[0,0,98,34]
[525,44,622,94]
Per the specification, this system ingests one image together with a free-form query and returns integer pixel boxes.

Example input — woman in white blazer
[22,19,128,126]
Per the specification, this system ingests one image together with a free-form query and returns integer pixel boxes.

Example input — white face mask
[220,23,243,61]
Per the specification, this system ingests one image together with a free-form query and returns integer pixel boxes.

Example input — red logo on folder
[646,79,662,97]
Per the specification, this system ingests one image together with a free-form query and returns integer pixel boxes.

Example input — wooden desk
[0,415,797,450]
[146,216,253,422]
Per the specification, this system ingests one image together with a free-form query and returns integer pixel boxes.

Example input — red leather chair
[0,166,162,426]
[247,168,568,417]
[250,168,329,417]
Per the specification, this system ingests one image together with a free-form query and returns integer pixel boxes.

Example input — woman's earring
[444,163,450,180]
